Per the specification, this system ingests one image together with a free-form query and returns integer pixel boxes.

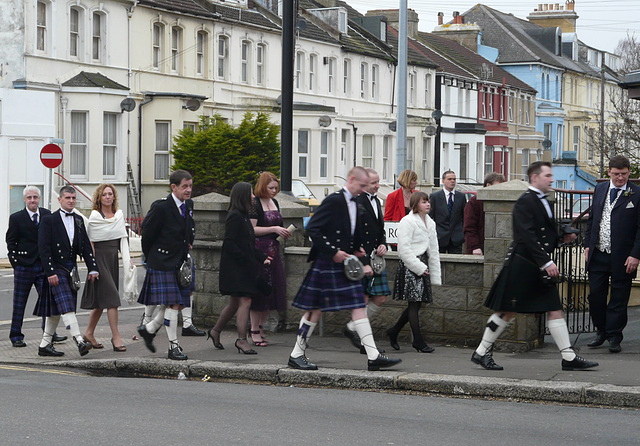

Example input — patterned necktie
[32,213,38,226]
[610,188,619,204]
[447,191,453,215]
[180,203,187,218]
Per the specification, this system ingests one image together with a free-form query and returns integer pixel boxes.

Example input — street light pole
[280,0,296,193]
[396,0,408,183]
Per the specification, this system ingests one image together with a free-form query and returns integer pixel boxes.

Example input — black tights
[389,301,425,346]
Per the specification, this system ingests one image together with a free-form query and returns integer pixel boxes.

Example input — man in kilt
[287,166,401,371]
[137,170,195,360]
[343,168,391,354]
[471,162,598,371]
[36,186,97,357]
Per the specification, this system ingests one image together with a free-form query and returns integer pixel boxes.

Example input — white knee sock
[146,306,165,334]
[366,301,381,319]
[40,316,60,348]
[143,305,157,325]
[164,308,179,345]
[475,314,510,356]
[291,316,317,358]
[61,312,82,343]
[346,320,356,332]
[548,318,576,361]
[182,306,193,328]
[353,318,379,360]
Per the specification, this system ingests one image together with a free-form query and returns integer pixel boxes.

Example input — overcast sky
[346,0,640,53]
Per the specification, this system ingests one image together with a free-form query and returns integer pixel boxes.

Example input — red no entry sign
[40,144,63,168]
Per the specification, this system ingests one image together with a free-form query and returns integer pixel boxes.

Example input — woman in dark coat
[208,182,270,354]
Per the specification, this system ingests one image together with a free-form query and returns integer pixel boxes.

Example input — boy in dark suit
[287,167,401,371]
[36,186,98,357]
[585,155,640,353]
[429,170,467,254]
[137,170,196,360]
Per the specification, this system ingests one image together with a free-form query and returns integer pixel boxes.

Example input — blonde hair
[397,169,418,188]
[92,183,119,212]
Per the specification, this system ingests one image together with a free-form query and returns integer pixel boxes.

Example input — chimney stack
[453,11,463,25]
[437,12,444,26]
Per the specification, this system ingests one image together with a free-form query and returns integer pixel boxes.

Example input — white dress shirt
[366,192,379,219]
[171,192,186,214]
[342,188,357,235]
[59,209,75,245]
[26,208,40,224]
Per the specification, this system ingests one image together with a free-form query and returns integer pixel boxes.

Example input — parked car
[291,179,319,216]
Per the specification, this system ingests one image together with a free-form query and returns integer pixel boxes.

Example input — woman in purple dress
[249,172,291,346]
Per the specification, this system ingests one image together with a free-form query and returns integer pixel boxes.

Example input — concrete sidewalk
[2,306,639,409]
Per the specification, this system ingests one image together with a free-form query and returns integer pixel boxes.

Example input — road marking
[0,364,84,376]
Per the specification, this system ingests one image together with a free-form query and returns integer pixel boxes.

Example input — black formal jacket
[585,180,640,278]
[142,194,195,271]
[429,189,467,249]
[39,209,98,277]
[306,189,368,265]
[6,207,51,268]
[219,209,268,296]
[356,193,386,256]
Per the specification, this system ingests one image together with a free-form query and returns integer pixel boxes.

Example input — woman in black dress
[208,182,271,354]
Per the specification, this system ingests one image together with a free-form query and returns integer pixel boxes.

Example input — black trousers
[588,249,633,341]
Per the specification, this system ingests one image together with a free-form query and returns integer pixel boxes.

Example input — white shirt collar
[608,180,627,192]
[528,186,547,197]
[26,208,39,218]
[343,187,355,202]
[171,192,185,211]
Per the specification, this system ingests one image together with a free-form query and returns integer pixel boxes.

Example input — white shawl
[87,209,138,303]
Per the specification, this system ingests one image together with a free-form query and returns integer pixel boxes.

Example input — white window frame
[407,137,415,171]
[525,96,531,125]
[422,138,432,182]
[408,72,416,106]
[69,7,82,59]
[508,93,514,122]
[217,35,228,80]
[183,122,197,132]
[36,1,48,52]
[92,12,105,62]
[196,31,206,77]
[343,58,351,96]
[481,88,487,119]
[171,26,182,74]
[522,148,530,178]
[309,54,317,92]
[371,64,378,101]
[328,58,335,94]
[297,130,309,178]
[155,121,171,181]
[103,113,118,177]
[499,91,505,121]
[484,146,494,175]
[488,89,494,119]
[241,40,251,83]
[70,111,88,177]
[424,73,431,106]
[256,43,265,86]
[382,136,390,181]
[360,62,368,99]
[362,135,374,168]
[573,126,580,151]
[152,23,163,71]
[320,131,329,179]
[296,51,305,91]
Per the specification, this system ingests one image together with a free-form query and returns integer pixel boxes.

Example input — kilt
[137,267,191,307]
[362,270,391,296]
[293,256,366,312]
[33,264,77,317]
[484,253,562,313]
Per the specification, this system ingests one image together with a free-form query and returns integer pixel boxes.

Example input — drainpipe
[347,122,357,167]
[137,95,154,206]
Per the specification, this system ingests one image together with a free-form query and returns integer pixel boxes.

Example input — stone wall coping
[284,247,485,264]
[477,179,556,202]
[192,191,311,218]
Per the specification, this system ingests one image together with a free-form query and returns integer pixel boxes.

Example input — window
[543,123,552,146]
[92,13,104,61]
[572,126,580,151]
[481,89,487,118]
[408,72,416,106]
[217,35,228,79]
[183,122,197,132]
[70,112,87,176]
[476,142,483,182]
[499,91,505,121]
[328,58,335,94]
[69,7,81,58]
[256,44,265,85]
[320,131,329,179]
[521,149,530,178]
[456,143,468,181]
[343,59,351,95]
[309,54,316,92]
[295,51,304,91]
[362,135,374,168]
[485,146,494,175]
[424,73,431,106]
[339,10,347,33]
[518,95,524,123]
[407,138,415,171]
[488,90,494,119]
[155,121,170,180]
[382,136,390,181]
[556,180,567,189]
[360,62,368,99]
[103,113,117,177]
[371,65,378,100]
[557,124,563,155]
[37,1,47,52]
[508,94,514,122]
[422,138,432,182]
[171,27,182,73]
[152,23,163,70]
[524,97,530,125]
[196,31,206,76]
[587,128,595,160]
[442,142,450,172]
[241,40,251,83]
[297,130,309,178]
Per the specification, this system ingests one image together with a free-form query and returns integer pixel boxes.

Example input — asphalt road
[0,365,637,446]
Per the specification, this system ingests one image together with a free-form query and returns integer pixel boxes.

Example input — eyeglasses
[610,172,630,177]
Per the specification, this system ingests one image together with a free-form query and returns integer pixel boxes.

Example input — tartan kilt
[137,267,191,307]
[362,270,392,296]
[292,256,366,312]
[33,266,77,317]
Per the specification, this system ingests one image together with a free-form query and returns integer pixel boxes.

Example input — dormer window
[339,10,347,34]
[380,21,387,42]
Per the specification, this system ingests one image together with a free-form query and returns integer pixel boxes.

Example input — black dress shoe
[367,354,402,371]
[75,338,91,356]
[587,332,606,348]
[52,333,68,343]
[12,339,27,348]
[38,343,64,357]
[137,325,156,353]
[386,328,400,351]
[182,325,206,337]
[288,355,318,370]
[471,351,504,370]
[412,343,435,353]
[561,355,599,370]
[609,339,622,353]
[343,327,361,350]
[168,345,188,360]
[360,345,386,355]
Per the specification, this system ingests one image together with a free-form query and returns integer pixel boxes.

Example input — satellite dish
[388,121,397,132]
[276,95,282,105]
[432,110,443,120]
[318,115,332,127]
[184,98,201,112]
[542,139,552,149]
[424,125,437,136]
[296,19,307,31]
[120,98,136,113]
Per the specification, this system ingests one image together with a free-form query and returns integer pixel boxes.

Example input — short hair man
[472,162,598,371]
[429,170,467,253]
[137,170,196,360]
[288,167,401,371]
[35,186,98,356]
[463,172,506,255]
[585,155,640,353]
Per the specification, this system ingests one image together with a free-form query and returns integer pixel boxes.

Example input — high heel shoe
[111,339,127,352]
[412,342,435,353]
[235,338,257,355]
[386,328,400,351]
[258,325,268,342]
[250,330,268,347]
[207,328,224,350]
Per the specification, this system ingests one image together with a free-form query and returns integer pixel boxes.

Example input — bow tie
[63,211,74,217]
[350,197,357,202]
[369,194,377,200]
[539,194,548,199]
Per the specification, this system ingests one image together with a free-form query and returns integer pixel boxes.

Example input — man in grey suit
[429,170,467,254]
